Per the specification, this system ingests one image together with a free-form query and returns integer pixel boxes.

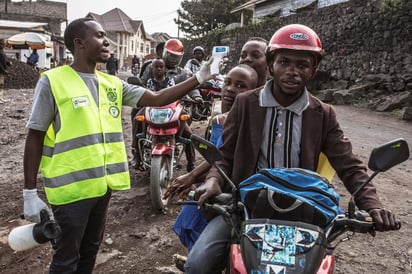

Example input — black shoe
[173,254,186,272]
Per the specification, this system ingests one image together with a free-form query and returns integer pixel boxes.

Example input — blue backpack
[239,168,340,228]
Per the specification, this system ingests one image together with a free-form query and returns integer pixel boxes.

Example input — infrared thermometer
[211,46,229,75]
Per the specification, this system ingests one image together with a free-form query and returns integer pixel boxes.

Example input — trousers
[49,190,111,274]
[184,215,231,273]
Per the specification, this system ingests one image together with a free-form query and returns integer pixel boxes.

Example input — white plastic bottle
[8,223,41,251]
[8,210,61,252]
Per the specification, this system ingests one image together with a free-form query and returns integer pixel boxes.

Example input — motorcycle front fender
[151,143,173,157]
[230,244,247,274]
[316,254,334,274]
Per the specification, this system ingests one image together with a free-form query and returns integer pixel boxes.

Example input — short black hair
[64,18,95,54]
[247,37,269,45]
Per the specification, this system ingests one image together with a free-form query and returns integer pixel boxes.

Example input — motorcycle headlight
[150,108,173,124]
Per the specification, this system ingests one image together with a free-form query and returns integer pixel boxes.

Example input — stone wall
[0,0,67,34]
[181,0,412,119]
[182,0,411,89]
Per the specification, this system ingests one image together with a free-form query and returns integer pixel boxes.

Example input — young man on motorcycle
[185,24,400,273]
[184,46,205,74]
[22,18,215,273]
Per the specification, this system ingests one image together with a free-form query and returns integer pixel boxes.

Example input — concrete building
[86,8,171,70]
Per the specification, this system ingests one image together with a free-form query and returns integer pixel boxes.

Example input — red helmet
[267,24,323,62]
[164,38,184,56]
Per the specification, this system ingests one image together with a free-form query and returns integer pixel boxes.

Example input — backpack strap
[267,189,303,213]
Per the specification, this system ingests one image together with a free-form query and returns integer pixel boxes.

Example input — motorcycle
[190,75,223,123]
[187,135,408,273]
[134,100,192,210]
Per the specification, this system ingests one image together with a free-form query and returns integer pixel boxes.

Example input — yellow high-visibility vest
[40,65,130,205]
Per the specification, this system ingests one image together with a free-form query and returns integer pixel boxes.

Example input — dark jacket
[106,56,118,74]
[0,49,8,75]
[205,87,383,211]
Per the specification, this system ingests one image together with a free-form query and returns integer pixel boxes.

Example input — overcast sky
[51,0,183,37]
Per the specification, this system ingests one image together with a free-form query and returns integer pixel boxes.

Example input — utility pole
[177,13,180,39]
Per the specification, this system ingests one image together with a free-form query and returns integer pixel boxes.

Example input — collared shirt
[257,79,309,170]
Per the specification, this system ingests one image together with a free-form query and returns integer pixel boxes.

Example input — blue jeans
[184,215,231,273]
[49,190,111,274]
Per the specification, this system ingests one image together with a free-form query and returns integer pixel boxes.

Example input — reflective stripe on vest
[41,66,130,205]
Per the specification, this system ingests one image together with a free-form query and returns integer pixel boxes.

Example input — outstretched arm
[137,58,214,107]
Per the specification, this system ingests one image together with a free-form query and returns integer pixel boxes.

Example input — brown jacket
[206,87,383,211]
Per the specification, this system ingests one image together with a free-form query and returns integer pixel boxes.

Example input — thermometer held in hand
[211,46,229,75]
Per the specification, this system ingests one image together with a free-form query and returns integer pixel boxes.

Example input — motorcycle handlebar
[334,217,374,234]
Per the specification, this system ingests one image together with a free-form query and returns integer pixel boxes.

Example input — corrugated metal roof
[0,19,48,29]
[232,0,266,13]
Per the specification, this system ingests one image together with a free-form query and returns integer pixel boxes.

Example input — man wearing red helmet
[185,24,400,273]
[140,39,201,171]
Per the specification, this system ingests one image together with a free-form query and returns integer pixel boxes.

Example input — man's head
[221,64,258,113]
[266,24,322,105]
[193,46,205,62]
[239,37,268,86]
[64,18,110,63]
[266,24,323,70]
[32,49,37,54]
[163,38,184,69]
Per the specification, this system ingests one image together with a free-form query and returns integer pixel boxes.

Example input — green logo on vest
[109,106,120,118]
[107,91,117,102]
[72,96,90,108]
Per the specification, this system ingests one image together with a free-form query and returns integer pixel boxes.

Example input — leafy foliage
[174,0,251,38]
[377,0,407,11]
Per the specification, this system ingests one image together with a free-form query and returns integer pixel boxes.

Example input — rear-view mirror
[368,138,409,172]
[190,134,223,164]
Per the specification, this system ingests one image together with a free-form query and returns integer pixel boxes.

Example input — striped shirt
[257,79,309,170]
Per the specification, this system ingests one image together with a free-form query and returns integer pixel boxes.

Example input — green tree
[175,0,249,37]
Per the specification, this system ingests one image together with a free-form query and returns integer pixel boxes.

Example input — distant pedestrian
[25,49,39,68]
[0,38,11,97]
[106,52,118,75]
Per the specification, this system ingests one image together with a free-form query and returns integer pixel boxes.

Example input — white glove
[195,57,215,85]
[23,189,51,223]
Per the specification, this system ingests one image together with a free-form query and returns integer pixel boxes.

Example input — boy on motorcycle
[184,24,400,273]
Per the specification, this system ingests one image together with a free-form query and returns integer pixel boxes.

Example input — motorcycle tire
[150,155,171,210]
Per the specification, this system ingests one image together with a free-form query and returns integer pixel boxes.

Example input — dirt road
[0,87,411,273]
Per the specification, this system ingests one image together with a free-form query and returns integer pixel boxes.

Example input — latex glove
[195,57,215,85]
[23,189,51,223]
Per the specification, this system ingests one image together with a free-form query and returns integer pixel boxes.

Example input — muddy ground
[0,85,411,274]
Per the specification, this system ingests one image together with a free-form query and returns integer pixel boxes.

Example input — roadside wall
[182,0,412,92]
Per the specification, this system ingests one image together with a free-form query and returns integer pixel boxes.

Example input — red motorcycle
[191,75,223,122]
[135,100,191,210]
[188,135,408,274]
